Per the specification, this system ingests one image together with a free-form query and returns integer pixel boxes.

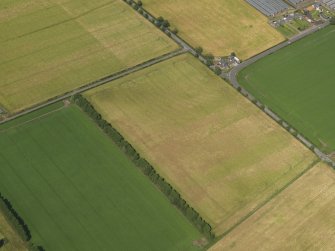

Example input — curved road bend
[223,21,334,167]
[226,21,330,87]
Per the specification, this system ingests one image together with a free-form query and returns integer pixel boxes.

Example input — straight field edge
[0,193,45,251]
[72,94,216,246]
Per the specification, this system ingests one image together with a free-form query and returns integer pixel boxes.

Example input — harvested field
[0,212,27,251]
[210,162,335,251]
[238,26,335,154]
[137,0,284,59]
[0,103,201,250]
[85,54,317,235]
[0,0,177,113]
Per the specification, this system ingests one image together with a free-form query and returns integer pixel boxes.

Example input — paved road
[140,8,212,65]
[223,21,334,167]
[226,21,330,87]
[1,4,204,125]
[0,48,186,125]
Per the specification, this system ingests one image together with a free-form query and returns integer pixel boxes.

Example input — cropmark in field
[137,0,284,59]
[85,54,317,235]
[0,0,177,113]
[210,162,335,251]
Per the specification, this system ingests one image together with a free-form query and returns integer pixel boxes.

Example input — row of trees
[73,94,215,240]
[123,0,178,34]
[0,194,44,251]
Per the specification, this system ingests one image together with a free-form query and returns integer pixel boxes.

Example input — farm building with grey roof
[245,0,290,16]
[322,0,335,10]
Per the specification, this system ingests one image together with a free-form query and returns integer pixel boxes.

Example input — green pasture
[238,26,335,153]
[0,104,201,251]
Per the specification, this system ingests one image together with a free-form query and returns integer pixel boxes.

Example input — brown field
[210,162,335,251]
[0,212,27,251]
[0,0,177,113]
[137,0,284,59]
[85,54,317,235]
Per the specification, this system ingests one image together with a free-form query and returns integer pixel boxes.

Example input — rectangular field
[210,162,335,251]
[85,54,317,235]
[137,0,284,59]
[238,26,335,155]
[0,0,177,113]
[0,104,201,251]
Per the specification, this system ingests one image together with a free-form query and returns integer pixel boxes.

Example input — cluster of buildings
[214,55,241,70]
[215,0,334,70]
[321,0,335,10]
[245,0,290,16]
[245,0,333,17]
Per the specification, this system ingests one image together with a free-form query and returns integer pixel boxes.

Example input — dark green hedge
[0,193,31,241]
[0,193,44,250]
[73,94,215,240]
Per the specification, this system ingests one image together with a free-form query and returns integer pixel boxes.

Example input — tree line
[73,94,215,240]
[0,193,44,251]
[123,0,179,35]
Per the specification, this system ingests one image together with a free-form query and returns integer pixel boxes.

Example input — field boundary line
[225,22,335,168]
[214,159,320,243]
[3,1,116,43]
[73,95,216,242]
[123,1,334,167]
[0,105,66,133]
[0,48,186,125]
[121,1,209,63]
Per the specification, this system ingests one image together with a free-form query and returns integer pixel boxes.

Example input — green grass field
[85,54,317,235]
[210,162,335,251]
[0,0,177,113]
[0,103,202,251]
[238,26,335,154]
[137,0,284,59]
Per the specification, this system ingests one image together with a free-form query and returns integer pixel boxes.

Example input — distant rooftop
[245,0,290,16]
[286,0,305,5]
[322,0,335,9]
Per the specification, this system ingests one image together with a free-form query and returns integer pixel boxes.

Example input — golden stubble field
[210,162,335,251]
[138,0,284,59]
[85,54,317,235]
[0,0,177,113]
[0,212,27,251]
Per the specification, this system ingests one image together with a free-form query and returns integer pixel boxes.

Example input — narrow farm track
[0,48,186,125]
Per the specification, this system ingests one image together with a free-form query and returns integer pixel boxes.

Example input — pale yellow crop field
[85,54,317,235]
[0,212,27,251]
[138,0,284,59]
[0,0,177,113]
[210,162,335,251]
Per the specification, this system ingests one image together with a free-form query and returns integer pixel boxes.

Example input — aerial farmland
[136,0,284,59]
[238,25,335,155]
[0,0,177,113]
[0,103,202,250]
[1,0,335,250]
[85,54,317,235]
[210,162,335,251]
[0,211,27,251]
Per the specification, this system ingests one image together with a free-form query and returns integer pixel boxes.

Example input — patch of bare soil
[63,100,71,107]
[193,237,208,248]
